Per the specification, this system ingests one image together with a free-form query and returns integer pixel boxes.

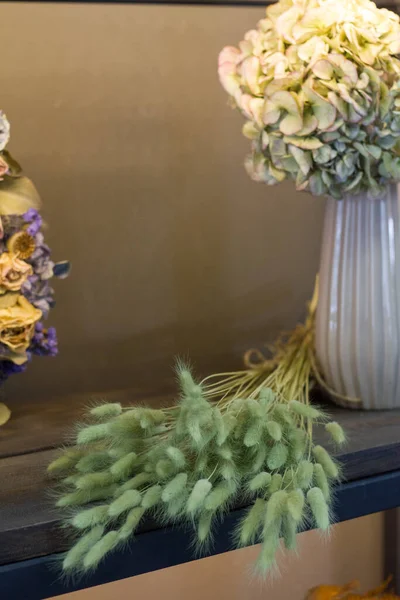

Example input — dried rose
[0,156,9,181]
[0,295,41,354]
[0,253,32,293]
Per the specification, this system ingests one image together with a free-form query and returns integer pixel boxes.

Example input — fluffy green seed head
[117,472,153,495]
[142,485,163,509]
[156,459,175,480]
[267,442,289,470]
[139,409,165,429]
[217,445,233,461]
[244,422,263,447]
[110,452,137,480]
[161,473,188,502]
[204,482,233,511]
[62,526,105,572]
[76,451,112,474]
[269,473,283,494]
[282,468,296,491]
[47,450,83,475]
[83,531,119,570]
[238,497,266,546]
[307,487,330,531]
[251,445,267,474]
[313,463,330,501]
[119,507,145,540]
[77,423,110,445]
[63,474,81,486]
[313,445,340,479]
[220,461,237,481]
[248,472,272,493]
[265,421,282,441]
[76,472,113,491]
[257,518,282,574]
[90,403,122,420]
[197,511,213,544]
[165,493,189,519]
[108,411,143,438]
[177,367,202,400]
[166,446,186,469]
[109,490,142,517]
[214,408,227,446]
[273,404,295,426]
[325,422,346,446]
[287,488,305,522]
[218,413,237,445]
[259,387,275,406]
[289,428,307,461]
[297,460,314,489]
[265,490,287,527]
[72,506,109,530]
[57,485,117,508]
[187,479,212,514]
[194,453,209,475]
[282,514,298,551]
[289,401,323,420]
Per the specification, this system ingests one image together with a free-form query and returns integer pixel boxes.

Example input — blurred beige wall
[51,514,383,600]
[1,1,324,400]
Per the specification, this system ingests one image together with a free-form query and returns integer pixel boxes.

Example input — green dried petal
[303,83,337,130]
[289,145,312,175]
[296,113,318,137]
[313,145,337,164]
[312,60,334,81]
[309,172,327,196]
[283,136,323,150]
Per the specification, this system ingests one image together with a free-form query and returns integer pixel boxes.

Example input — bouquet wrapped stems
[49,283,347,577]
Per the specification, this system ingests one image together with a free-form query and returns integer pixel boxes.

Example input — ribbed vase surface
[315,184,400,409]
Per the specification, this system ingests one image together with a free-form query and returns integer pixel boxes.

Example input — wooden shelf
[1,389,400,599]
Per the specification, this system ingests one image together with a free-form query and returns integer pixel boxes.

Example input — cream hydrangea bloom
[218,0,400,198]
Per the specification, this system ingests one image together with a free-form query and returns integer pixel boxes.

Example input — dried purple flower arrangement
[0,111,69,420]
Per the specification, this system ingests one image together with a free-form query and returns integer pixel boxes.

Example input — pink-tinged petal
[218,46,241,70]
[241,56,261,95]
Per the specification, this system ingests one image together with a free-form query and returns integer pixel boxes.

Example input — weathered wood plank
[0,387,174,459]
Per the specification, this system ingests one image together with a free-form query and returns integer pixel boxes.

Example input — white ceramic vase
[315,184,400,410]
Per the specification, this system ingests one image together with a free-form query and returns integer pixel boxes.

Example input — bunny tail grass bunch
[49,289,346,577]
[218,0,400,199]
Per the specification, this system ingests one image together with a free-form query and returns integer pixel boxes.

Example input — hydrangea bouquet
[0,111,69,419]
[218,0,400,199]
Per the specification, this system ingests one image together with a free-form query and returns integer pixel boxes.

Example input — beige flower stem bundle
[49,282,348,577]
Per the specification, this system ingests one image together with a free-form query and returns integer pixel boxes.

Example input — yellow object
[305,577,400,599]
[0,402,11,426]
[7,231,36,259]
[0,295,42,362]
